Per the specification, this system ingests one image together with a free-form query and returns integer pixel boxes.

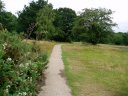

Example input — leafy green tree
[0,0,4,12]
[123,32,128,45]
[112,32,124,45]
[0,12,17,32]
[36,4,55,40]
[0,0,4,30]
[73,8,116,44]
[101,31,115,44]
[17,0,48,38]
[53,8,76,42]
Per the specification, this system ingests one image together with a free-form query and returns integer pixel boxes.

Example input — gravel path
[38,45,72,96]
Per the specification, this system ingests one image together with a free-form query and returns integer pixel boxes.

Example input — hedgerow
[0,31,48,96]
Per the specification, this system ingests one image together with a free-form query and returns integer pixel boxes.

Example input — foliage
[73,8,116,44]
[0,0,4,12]
[53,8,76,42]
[36,4,55,40]
[0,12,17,32]
[17,0,48,38]
[1,0,128,46]
[113,32,124,45]
[0,23,3,31]
[0,0,17,32]
[123,32,128,45]
[0,31,48,95]
[110,32,128,45]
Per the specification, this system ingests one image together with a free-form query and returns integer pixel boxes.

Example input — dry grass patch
[25,40,56,56]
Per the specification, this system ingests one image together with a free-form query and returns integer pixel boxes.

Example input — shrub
[0,30,48,96]
[0,23,4,31]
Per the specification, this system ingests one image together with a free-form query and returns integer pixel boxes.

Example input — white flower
[26,63,29,66]
[18,92,22,95]
[6,85,10,88]
[30,77,32,82]
[5,88,9,93]
[19,63,24,68]
[7,58,12,61]
[18,92,27,96]
[23,92,27,96]
[3,42,7,50]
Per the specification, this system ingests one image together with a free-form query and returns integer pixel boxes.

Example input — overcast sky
[2,0,128,32]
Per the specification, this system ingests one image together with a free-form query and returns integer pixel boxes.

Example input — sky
[2,0,128,32]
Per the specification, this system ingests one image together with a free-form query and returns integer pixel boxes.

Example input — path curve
[38,45,72,96]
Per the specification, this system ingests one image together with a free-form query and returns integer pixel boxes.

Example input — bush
[0,23,4,31]
[0,31,48,96]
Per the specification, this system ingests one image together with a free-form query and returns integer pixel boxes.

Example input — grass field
[62,43,128,96]
[25,40,56,56]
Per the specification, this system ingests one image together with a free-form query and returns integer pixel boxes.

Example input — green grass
[62,43,128,96]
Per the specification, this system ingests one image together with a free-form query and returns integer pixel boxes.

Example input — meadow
[62,43,128,96]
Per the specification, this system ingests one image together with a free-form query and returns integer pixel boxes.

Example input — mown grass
[62,43,128,96]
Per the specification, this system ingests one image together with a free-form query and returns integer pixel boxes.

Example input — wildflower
[29,93,32,96]
[19,63,24,68]
[18,92,22,95]
[26,63,29,66]
[3,42,7,50]
[7,58,12,61]
[23,92,27,96]
[30,77,33,82]
[5,88,9,94]
[6,85,10,88]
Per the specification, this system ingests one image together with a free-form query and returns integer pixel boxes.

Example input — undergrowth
[0,31,48,96]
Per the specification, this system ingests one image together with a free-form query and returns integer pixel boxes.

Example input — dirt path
[38,45,72,96]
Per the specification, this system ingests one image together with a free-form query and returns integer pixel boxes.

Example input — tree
[123,32,128,45]
[0,12,17,32]
[53,8,76,42]
[36,4,55,40]
[17,0,48,38]
[73,8,116,44]
[112,32,124,45]
[0,0,4,12]
[0,0,4,30]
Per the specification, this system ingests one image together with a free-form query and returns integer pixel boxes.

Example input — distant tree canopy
[0,12,17,31]
[73,8,116,44]
[111,32,128,45]
[0,0,4,30]
[123,32,128,45]
[53,8,77,42]
[17,0,48,38]
[0,0,4,12]
[36,4,55,40]
[1,0,128,45]
[0,0,17,32]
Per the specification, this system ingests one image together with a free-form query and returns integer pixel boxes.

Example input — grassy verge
[62,43,128,96]
[25,40,56,57]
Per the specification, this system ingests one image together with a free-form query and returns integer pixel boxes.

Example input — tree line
[0,0,128,45]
